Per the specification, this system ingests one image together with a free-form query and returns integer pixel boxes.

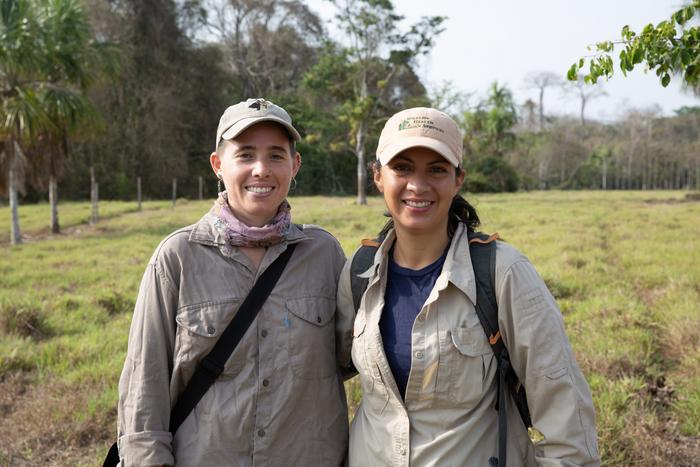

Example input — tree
[568,1,700,88]
[462,82,518,159]
[32,0,116,234]
[564,75,607,126]
[326,0,445,204]
[0,0,49,245]
[523,71,564,132]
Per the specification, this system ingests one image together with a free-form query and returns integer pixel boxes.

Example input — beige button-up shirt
[336,224,600,467]
[117,212,350,466]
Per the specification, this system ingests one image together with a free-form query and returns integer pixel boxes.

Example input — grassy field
[1,191,699,466]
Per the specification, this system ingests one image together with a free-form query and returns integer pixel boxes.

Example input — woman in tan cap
[114,99,352,466]
[336,107,600,466]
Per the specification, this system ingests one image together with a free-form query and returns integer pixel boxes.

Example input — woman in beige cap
[336,107,600,466]
[114,99,352,466]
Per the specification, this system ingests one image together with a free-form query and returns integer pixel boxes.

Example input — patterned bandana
[211,191,292,247]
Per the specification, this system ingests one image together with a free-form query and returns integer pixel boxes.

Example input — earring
[290,177,297,192]
[216,172,223,193]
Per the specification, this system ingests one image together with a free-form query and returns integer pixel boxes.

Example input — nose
[252,159,271,177]
[406,173,428,194]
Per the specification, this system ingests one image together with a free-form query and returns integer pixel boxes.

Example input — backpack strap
[468,232,532,467]
[350,238,382,313]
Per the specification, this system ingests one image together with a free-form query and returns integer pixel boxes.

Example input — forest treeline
[2,0,699,210]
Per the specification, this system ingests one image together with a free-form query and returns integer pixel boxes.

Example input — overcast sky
[306,0,700,121]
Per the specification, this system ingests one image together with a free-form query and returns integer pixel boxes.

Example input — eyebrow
[235,144,289,152]
[392,154,449,165]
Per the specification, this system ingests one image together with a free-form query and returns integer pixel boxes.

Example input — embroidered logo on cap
[398,117,445,133]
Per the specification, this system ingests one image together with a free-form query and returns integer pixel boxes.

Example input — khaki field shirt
[117,212,350,466]
[336,224,600,467]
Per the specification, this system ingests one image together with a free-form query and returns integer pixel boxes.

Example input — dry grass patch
[0,373,113,466]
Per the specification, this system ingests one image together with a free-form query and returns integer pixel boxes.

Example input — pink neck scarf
[212,191,292,247]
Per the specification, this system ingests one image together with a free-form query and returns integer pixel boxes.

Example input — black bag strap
[103,242,297,467]
[468,233,532,467]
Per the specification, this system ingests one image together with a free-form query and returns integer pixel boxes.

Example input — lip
[402,199,434,210]
[245,185,275,196]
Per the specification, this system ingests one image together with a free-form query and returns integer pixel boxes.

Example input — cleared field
[1,191,699,465]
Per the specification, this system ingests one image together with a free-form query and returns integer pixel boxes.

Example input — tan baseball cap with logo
[376,107,463,167]
[215,98,301,150]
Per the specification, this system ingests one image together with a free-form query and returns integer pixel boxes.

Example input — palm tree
[1,0,117,241]
[33,0,112,234]
[0,0,49,245]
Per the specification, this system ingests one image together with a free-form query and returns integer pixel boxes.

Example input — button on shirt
[379,247,448,398]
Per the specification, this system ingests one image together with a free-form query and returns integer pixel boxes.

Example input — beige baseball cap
[215,98,301,150]
[376,107,463,167]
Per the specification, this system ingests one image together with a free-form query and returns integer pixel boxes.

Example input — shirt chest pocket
[175,300,244,378]
[285,295,336,380]
[439,325,495,407]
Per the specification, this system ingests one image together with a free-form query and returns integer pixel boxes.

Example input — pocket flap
[176,299,241,337]
[286,296,335,326]
[451,327,491,357]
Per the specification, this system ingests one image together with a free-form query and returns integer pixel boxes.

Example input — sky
[306,0,700,121]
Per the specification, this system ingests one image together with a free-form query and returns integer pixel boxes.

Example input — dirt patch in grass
[0,372,113,466]
[617,410,700,467]
[581,355,648,380]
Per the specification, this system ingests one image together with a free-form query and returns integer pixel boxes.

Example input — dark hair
[371,160,480,238]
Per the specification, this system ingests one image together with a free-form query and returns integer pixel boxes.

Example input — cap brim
[378,137,460,167]
[220,115,301,144]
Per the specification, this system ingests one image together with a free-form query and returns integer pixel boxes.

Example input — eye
[392,163,412,173]
[270,152,287,161]
[236,152,254,160]
[429,165,449,174]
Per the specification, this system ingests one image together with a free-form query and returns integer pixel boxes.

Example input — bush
[465,155,519,192]
[0,301,50,339]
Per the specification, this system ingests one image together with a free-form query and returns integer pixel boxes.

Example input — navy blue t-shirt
[379,246,449,399]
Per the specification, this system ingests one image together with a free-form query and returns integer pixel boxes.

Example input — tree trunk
[538,87,544,132]
[172,178,177,208]
[355,120,367,205]
[49,174,60,234]
[137,176,142,211]
[198,176,203,200]
[90,166,98,224]
[601,157,607,190]
[8,140,22,245]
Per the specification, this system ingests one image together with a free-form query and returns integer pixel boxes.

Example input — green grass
[1,191,699,465]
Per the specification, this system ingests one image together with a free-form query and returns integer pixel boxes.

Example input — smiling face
[210,121,301,227]
[374,146,464,237]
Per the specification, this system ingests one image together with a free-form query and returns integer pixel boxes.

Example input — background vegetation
[1,192,699,465]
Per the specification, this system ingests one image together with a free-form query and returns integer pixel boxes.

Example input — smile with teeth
[403,200,432,208]
[246,186,273,193]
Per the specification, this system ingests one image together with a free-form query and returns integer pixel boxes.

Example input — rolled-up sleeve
[497,259,600,466]
[117,259,178,466]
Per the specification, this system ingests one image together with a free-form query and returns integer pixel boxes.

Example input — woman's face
[210,122,301,227]
[375,147,464,236]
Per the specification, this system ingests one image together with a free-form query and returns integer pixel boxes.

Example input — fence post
[90,166,98,225]
[137,176,142,211]
[172,178,177,208]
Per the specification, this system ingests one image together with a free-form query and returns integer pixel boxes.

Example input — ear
[292,152,302,178]
[454,168,466,194]
[210,151,222,175]
[373,165,384,193]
